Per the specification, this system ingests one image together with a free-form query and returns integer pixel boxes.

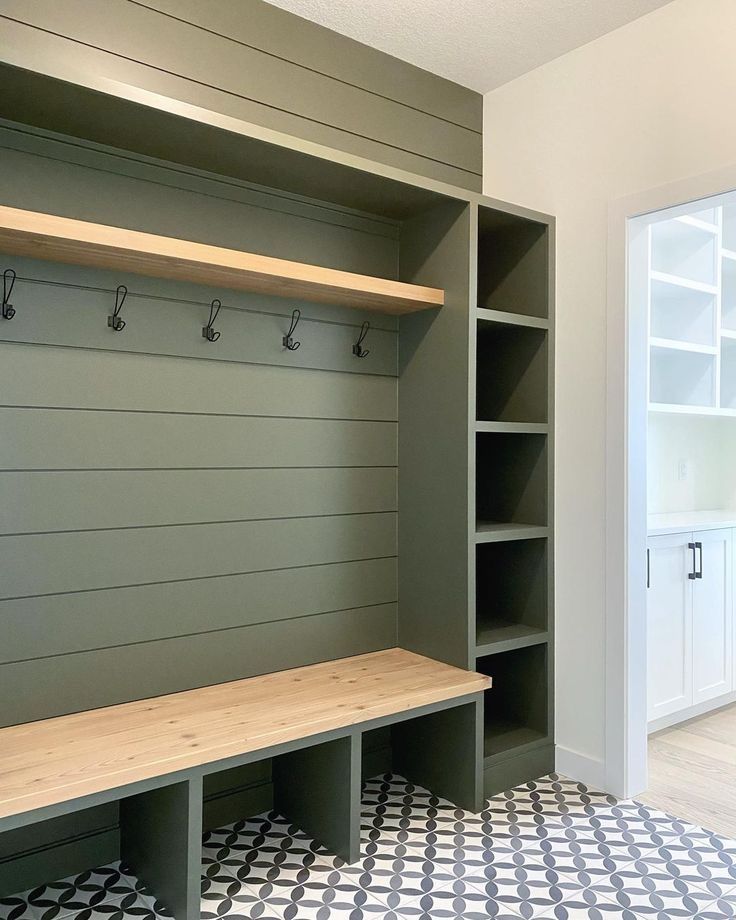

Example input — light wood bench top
[0,648,490,821]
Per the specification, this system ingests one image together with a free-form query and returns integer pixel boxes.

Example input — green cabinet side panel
[397,201,473,669]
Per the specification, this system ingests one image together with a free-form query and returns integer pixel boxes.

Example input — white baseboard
[648,690,736,734]
[555,745,606,791]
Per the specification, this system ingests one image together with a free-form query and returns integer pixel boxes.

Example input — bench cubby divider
[273,731,362,864]
[120,777,203,920]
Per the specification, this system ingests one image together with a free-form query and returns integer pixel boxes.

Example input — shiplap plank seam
[1,509,399,538]
[1,600,398,664]
[0,554,399,602]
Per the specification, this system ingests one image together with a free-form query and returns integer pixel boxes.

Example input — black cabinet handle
[688,542,697,580]
[696,541,703,579]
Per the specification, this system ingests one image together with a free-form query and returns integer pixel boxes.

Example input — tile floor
[3,773,736,920]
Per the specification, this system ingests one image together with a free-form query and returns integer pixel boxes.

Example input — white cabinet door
[647,533,693,722]
[692,529,733,705]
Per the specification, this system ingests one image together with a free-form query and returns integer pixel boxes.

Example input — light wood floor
[637,701,736,839]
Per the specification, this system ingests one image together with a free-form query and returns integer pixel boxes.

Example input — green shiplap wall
[0,127,399,884]
[0,0,482,190]
[0,126,400,725]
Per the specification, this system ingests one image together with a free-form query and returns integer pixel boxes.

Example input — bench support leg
[273,733,361,864]
[392,697,485,813]
[120,777,202,920]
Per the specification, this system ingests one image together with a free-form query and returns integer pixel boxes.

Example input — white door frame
[605,162,736,799]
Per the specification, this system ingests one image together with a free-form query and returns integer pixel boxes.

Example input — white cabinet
[647,528,733,726]
[647,533,693,722]
[692,529,732,704]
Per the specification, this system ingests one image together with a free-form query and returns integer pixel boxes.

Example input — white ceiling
[266,0,674,93]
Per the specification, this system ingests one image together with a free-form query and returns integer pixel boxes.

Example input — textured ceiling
[266,0,674,92]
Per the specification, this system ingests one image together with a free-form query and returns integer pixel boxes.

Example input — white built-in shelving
[647,201,736,416]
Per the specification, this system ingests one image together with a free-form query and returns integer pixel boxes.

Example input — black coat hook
[283,308,301,350]
[108,284,127,331]
[202,298,222,342]
[353,321,370,358]
[2,268,16,320]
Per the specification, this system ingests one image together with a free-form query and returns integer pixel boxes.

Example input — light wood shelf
[0,205,444,316]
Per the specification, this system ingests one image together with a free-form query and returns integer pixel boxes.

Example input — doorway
[606,166,736,807]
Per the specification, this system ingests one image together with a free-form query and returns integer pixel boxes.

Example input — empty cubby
[723,257,736,332]
[477,206,549,318]
[720,338,736,410]
[649,276,716,347]
[476,433,548,527]
[476,539,548,652]
[649,345,716,408]
[476,321,548,423]
[477,644,549,760]
[650,217,717,286]
[723,204,736,253]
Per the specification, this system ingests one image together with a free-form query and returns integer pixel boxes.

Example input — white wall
[483,0,736,785]
[648,415,736,514]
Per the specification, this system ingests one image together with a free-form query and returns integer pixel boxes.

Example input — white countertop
[648,510,736,536]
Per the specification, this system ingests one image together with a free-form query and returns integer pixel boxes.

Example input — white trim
[648,689,736,734]
[605,162,736,800]
[555,745,606,791]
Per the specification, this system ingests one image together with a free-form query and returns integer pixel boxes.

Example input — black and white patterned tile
[4,773,736,920]
[0,864,163,920]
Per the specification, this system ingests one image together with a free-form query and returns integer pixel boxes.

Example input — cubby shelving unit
[646,203,736,416]
[473,205,555,794]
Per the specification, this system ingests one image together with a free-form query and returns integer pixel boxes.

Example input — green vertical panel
[397,201,473,669]
[392,699,484,812]
[120,777,202,920]
[273,734,361,863]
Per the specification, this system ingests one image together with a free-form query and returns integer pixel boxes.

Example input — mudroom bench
[0,648,490,920]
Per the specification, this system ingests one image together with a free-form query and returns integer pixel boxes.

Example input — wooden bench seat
[0,648,490,920]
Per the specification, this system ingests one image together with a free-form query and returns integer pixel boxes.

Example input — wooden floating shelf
[0,206,444,316]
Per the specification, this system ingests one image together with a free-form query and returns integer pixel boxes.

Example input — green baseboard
[483,743,555,798]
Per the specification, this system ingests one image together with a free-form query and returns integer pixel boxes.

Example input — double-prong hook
[203,298,222,342]
[2,268,16,320]
[108,284,127,331]
[353,321,370,358]
[283,309,301,350]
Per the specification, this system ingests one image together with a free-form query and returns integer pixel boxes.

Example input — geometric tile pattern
[4,774,736,920]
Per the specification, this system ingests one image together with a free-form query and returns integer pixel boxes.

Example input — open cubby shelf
[476,432,548,527]
[650,215,718,287]
[649,344,716,409]
[477,644,549,762]
[0,205,444,316]
[476,320,548,424]
[650,276,717,347]
[477,206,549,319]
[476,539,548,655]
[645,203,736,416]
